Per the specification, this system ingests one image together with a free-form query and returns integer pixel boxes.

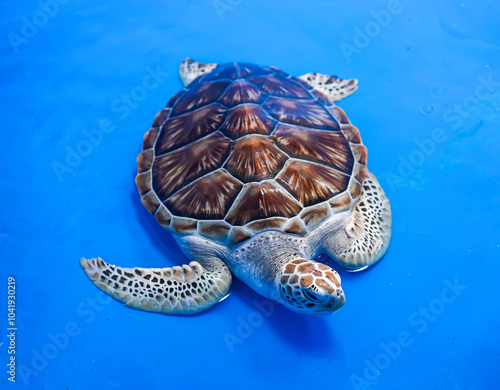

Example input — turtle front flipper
[80,257,231,315]
[179,57,217,86]
[322,171,392,270]
[299,72,358,102]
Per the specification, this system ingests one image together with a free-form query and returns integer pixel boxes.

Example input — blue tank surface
[1,0,499,389]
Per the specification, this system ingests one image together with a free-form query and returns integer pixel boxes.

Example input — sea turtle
[80,58,392,316]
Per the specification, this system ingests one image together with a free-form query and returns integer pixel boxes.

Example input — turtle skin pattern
[135,62,368,246]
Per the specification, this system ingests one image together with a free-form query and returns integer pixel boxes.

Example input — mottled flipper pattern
[299,72,358,102]
[324,171,391,270]
[80,257,231,315]
[179,57,217,86]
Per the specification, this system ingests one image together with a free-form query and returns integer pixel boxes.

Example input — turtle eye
[303,290,323,302]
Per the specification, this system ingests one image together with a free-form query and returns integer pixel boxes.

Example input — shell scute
[309,89,331,105]
[238,63,274,78]
[300,203,331,229]
[220,104,275,139]
[199,221,231,241]
[329,192,353,212]
[142,128,159,150]
[327,106,350,124]
[153,132,232,201]
[136,170,152,196]
[172,81,230,116]
[341,124,362,144]
[200,66,238,82]
[155,204,172,227]
[276,160,350,207]
[225,135,288,182]
[246,217,288,232]
[272,123,353,174]
[264,97,340,130]
[228,227,253,246]
[137,149,154,173]
[351,144,367,165]
[225,181,302,226]
[284,217,308,235]
[349,178,362,198]
[152,108,170,128]
[353,163,368,185]
[155,104,227,154]
[141,191,161,215]
[171,217,198,234]
[250,74,310,98]
[166,170,243,220]
[166,91,185,108]
[218,79,265,107]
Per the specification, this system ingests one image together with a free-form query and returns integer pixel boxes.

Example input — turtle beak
[332,289,346,311]
[309,292,345,316]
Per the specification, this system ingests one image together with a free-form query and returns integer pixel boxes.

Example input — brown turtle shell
[136,62,367,246]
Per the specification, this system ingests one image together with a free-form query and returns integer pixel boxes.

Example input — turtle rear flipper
[299,72,358,102]
[179,57,217,86]
[322,171,392,270]
[80,257,231,315]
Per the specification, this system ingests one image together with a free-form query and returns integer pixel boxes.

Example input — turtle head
[277,259,345,315]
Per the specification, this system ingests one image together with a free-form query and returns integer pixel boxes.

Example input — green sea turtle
[80,58,392,316]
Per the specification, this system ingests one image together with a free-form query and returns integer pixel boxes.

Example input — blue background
[1,0,499,389]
